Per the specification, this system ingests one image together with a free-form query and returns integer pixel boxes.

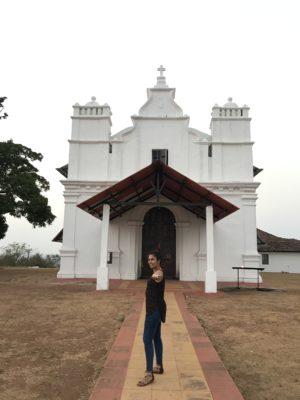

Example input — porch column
[205,205,217,293]
[97,204,110,290]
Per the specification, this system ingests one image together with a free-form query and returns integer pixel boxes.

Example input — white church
[55,66,262,292]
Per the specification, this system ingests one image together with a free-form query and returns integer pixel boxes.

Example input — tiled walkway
[89,281,245,400]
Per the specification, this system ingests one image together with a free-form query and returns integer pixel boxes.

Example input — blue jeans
[143,309,163,372]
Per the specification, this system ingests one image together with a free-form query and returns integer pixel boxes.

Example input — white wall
[74,208,101,278]
[260,252,300,273]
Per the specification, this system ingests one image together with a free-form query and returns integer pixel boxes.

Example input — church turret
[68,97,112,180]
[211,98,250,141]
[209,98,253,182]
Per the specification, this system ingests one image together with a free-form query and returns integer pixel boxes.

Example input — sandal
[153,365,164,374]
[137,372,154,386]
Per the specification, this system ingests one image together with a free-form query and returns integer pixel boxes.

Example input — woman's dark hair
[147,250,161,262]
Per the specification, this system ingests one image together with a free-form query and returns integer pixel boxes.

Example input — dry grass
[187,272,300,400]
[1,268,299,400]
[0,267,132,400]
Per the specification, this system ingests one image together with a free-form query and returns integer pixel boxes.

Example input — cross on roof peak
[157,65,166,77]
[155,65,168,88]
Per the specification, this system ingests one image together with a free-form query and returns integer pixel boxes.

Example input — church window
[109,143,112,153]
[152,149,168,164]
[208,144,212,157]
[262,254,269,265]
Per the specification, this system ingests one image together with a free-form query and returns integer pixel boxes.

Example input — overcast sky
[1,0,299,255]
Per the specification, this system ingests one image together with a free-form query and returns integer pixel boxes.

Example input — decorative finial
[157,65,166,77]
[228,97,233,102]
[91,96,96,101]
[155,65,168,88]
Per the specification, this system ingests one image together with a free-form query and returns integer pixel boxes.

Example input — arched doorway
[141,207,176,279]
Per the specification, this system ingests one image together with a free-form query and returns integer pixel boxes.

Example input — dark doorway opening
[141,207,176,279]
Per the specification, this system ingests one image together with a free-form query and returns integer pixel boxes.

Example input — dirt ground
[1,269,299,400]
[0,267,132,400]
[187,273,300,400]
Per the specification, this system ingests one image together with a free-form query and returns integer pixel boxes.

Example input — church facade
[56,67,261,290]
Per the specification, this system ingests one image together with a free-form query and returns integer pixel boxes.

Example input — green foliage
[0,96,8,119]
[0,140,55,239]
[0,242,60,267]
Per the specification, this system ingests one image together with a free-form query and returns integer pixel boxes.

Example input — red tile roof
[257,229,300,252]
[77,161,239,222]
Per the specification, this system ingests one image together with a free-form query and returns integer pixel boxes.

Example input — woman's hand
[152,270,163,283]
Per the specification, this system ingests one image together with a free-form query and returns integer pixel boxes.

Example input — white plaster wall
[222,144,253,182]
[187,132,204,182]
[118,216,137,279]
[76,143,109,180]
[107,220,121,279]
[119,118,191,178]
[108,141,122,181]
[109,126,211,182]
[74,207,101,277]
[212,191,260,282]
[117,130,139,177]
[211,143,254,182]
[213,198,245,281]
[259,253,300,273]
[139,88,182,117]
[211,119,251,142]
[71,118,110,141]
[179,217,199,281]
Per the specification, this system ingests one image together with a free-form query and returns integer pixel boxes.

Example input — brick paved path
[89,281,245,400]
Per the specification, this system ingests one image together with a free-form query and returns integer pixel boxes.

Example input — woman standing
[137,250,166,386]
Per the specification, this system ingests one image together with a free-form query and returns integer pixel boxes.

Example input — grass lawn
[187,272,300,400]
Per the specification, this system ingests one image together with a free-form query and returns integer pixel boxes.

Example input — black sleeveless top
[145,276,165,317]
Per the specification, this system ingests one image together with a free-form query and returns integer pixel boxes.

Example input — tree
[0,97,8,120]
[0,242,60,267]
[0,140,55,239]
[0,242,33,265]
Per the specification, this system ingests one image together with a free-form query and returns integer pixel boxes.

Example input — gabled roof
[77,161,239,221]
[257,229,300,252]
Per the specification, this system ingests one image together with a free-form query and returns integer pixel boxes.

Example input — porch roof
[77,161,239,221]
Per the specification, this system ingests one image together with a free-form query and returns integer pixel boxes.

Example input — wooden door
[141,207,176,279]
